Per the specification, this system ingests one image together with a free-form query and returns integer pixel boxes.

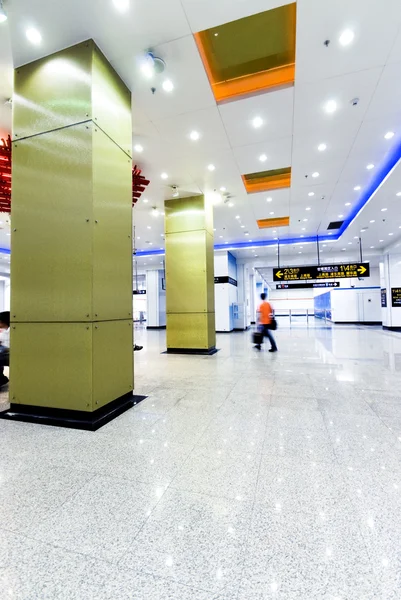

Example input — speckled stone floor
[1,323,401,599]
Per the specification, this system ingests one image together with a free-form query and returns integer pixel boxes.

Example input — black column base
[383,325,401,332]
[165,347,218,356]
[0,392,147,431]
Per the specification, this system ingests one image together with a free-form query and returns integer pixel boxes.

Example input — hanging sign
[276,282,340,290]
[273,262,370,282]
[381,289,387,308]
[391,288,401,308]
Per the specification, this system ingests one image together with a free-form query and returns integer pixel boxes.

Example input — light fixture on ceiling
[379,239,384,242]
[26,27,42,45]
[245,232,249,236]
[228,202,234,207]
[269,211,274,215]
[189,130,200,141]
[147,226,151,230]
[241,225,245,228]
[389,233,394,236]
[207,164,215,172]
[366,163,374,170]
[396,191,401,196]
[266,197,272,202]
[338,214,344,218]
[162,79,174,92]
[381,208,387,212]
[303,218,308,222]
[339,29,355,47]
[345,202,351,206]
[252,116,263,129]
[151,207,160,217]
[301,228,306,231]
[161,172,168,179]
[370,246,375,249]
[259,154,267,162]
[143,198,149,203]
[370,220,375,223]
[384,131,395,140]
[306,207,311,211]
[354,185,361,191]
[139,51,166,79]
[312,172,319,178]
[308,192,315,197]
[0,1,7,22]
[134,144,143,153]
[348,242,352,245]
[220,187,226,192]
[235,215,240,219]
[113,0,130,11]
[324,100,337,114]
[318,143,327,152]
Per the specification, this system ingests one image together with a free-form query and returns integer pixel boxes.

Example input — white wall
[214,252,238,332]
[380,252,401,327]
[330,288,381,323]
[146,269,166,328]
[269,288,314,315]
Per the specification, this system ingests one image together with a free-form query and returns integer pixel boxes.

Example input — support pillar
[146,270,166,329]
[5,40,134,429]
[165,195,216,354]
[381,251,401,331]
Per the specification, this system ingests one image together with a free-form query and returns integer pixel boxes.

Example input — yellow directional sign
[273,263,370,282]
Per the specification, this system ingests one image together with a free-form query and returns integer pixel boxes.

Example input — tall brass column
[8,40,134,429]
[165,195,216,354]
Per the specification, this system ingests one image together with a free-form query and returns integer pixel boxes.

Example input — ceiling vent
[327,220,344,230]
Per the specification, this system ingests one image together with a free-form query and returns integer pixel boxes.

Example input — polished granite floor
[1,322,401,599]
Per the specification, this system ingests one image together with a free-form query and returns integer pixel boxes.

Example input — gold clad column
[6,40,134,429]
[165,195,216,354]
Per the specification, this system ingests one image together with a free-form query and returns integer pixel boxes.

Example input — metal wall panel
[93,320,133,409]
[92,127,132,321]
[165,196,208,235]
[92,45,132,157]
[13,41,92,140]
[11,124,94,322]
[10,323,93,410]
[165,230,208,315]
[167,313,211,350]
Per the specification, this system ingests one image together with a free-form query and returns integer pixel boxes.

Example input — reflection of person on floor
[0,311,10,387]
[255,294,278,353]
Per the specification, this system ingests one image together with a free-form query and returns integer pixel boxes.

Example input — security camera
[351,97,359,106]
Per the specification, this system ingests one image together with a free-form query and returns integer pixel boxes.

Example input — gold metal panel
[10,323,93,410]
[11,124,93,322]
[206,231,215,313]
[165,196,208,235]
[207,312,216,349]
[167,313,213,350]
[13,41,92,140]
[92,45,132,156]
[93,320,133,409]
[165,230,208,314]
[92,127,133,320]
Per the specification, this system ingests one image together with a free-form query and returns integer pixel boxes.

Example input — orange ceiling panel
[242,167,291,194]
[257,216,290,229]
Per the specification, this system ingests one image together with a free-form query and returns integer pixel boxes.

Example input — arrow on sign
[358,265,367,275]
[276,270,283,279]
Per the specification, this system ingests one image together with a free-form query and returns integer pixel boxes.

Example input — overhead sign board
[391,288,401,308]
[273,263,370,282]
[276,282,340,290]
[381,289,387,308]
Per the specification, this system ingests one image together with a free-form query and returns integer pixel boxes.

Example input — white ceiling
[1,0,401,265]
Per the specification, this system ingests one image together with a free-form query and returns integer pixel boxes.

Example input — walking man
[255,293,277,352]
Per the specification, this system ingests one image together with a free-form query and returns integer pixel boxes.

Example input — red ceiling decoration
[0,136,12,214]
[132,164,150,206]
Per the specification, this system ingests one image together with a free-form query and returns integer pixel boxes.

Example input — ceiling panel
[233,137,292,175]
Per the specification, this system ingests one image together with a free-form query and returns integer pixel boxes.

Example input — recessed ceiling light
[189,130,200,141]
[308,192,315,197]
[235,215,240,219]
[207,164,215,172]
[384,131,394,140]
[228,202,234,207]
[318,143,327,152]
[345,202,351,206]
[161,172,168,179]
[273,230,277,233]
[381,208,387,212]
[220,187,226,192]
[303,218,308,222]
[339,29,355,47]
[301,228,306,231]
[324,100,337,114]
[389,233,394,236]
[379,239,384,242]
[338,214,344,218]
[241,225,245,228]
[354,236,359,239]
[354,186,361,191]
[348,242,352,245]
[366,163,374,170]
[26,27,42,45]
[113,0,130,11]
[396,192,401,197]
[370,246,375,249]
[245,233,249,236]
[162,79,174,93]
[143,198,148,203]
[252,116,263,129]
[312,172,319,178]
[219,235,223,239]
[259,154,267,162]
[306,207,311,211]
[147,226,151,230]
[134,144,143,153]
[370,220,375,223]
